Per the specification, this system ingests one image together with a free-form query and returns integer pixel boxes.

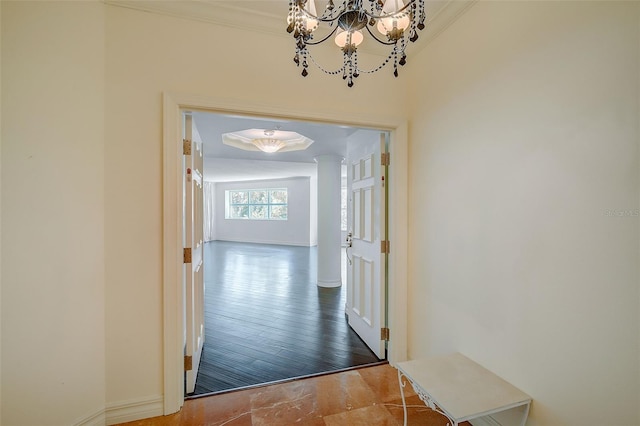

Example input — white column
[315,154,343,288]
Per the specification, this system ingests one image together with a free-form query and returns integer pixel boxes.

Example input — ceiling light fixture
[251,130,288,153]
[287,0,426,87]
[222,128,314,154]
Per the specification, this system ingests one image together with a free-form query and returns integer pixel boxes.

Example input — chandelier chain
[307,49,395,76]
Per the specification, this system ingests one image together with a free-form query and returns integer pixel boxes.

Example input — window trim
[225,188,289,221]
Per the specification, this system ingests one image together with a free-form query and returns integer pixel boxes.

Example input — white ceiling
[192,110,371,182]
[193,111,359,162]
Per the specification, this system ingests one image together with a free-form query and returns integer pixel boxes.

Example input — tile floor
[117,364,469,426]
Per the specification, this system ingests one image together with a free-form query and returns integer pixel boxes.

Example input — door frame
[162,91,409,414]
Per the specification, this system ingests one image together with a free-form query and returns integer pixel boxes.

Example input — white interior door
[183,113,205,394]
[346,132,388,359]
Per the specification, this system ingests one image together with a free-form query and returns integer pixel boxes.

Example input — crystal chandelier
[287,0,426,87]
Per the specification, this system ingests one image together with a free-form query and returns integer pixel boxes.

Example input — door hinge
[184,355,193,371]
[183,139,192,155]
[381,327,390,341]
[381,152,390,166]
[183,247,192,264]
[381,240,390,254]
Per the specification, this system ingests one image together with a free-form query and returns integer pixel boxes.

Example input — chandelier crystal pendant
[287,0,426,87]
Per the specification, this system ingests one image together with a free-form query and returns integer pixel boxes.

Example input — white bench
[396,353,532,426]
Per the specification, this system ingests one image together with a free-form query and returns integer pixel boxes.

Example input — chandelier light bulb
[302,0,319,31]
[334,28,364,48]
[376,13,410,35]
[382,0,407,15]
[377,0,411,36]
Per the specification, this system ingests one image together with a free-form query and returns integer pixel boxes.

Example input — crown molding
[104,0,476,57]
[104,1,284,36]
[414,0,477,53]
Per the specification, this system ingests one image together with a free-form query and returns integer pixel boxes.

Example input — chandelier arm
[297,1,352,23]
[300,10,340,24]
[299,0,420,22]
[363,25,399,46]
[357,0,418,19]
[304,25,341,46]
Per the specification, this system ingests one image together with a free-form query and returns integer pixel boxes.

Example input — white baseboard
[105,395,164,425]
[214,238,313,247]
[74,408,106,426]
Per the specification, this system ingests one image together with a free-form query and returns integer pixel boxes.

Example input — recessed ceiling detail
[222,128,314,154]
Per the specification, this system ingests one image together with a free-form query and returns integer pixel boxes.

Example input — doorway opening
[186,110,388,396]
[162,92,409,415]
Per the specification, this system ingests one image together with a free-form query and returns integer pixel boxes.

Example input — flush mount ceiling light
[222,128,314,154]
[287,0,426,87]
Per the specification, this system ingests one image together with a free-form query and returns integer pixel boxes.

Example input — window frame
[341,186,347,231]
[225,188,288,221]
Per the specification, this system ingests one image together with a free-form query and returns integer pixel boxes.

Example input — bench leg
[398,370,408,426]
[397,368,457,426]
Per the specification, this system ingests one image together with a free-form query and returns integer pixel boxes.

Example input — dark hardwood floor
[191,241,383,396]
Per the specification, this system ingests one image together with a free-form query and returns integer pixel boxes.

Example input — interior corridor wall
[104,3,406,414]
[214,177,312,246]
[405,2,639,425]
[1,2,106,425]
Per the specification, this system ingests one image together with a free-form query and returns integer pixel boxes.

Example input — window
[225,188,288,220]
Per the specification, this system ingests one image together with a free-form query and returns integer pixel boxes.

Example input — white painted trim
[318,279,342,288]
[162,92,409,414]
[105,395,164,425]
[387,121,409,365]
[73,408,106,426]
[163,92,184,415]
[105,0,282,38]
[169,93,403,131]
[213,238,314,247]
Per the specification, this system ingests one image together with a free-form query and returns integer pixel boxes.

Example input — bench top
[397,353,531,421]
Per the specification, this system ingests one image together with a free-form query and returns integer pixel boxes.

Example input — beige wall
[2,1,640,425]
[1,1,106,425]
[104,3,406,408]
[406,1,639,425]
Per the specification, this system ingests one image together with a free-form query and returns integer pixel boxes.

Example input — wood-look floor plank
[191,241,382,396]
